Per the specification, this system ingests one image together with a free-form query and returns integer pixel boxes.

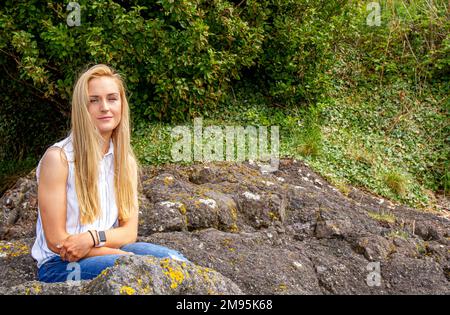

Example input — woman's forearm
[103,226,137,249]
[85,246,129,257]
[47,232,71,254]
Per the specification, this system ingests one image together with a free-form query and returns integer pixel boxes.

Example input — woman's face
[87,76,122,138]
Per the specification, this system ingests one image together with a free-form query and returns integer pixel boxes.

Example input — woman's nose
[100,99,110,111]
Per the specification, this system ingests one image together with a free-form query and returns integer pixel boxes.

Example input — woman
[31,64,188,283]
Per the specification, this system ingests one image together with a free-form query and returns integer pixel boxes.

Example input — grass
[328,177,352,196]
[0,157,37,196]
[130,78,447,213]
[132,121,173,166]
[383,170,408,196]
[387,230,410,240]
[344,139,376,166]
[294,124,322,157]
[368,211,397,224]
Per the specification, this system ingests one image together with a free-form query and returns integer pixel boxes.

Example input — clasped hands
[56,232,133,262]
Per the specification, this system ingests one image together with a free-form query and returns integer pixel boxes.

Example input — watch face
[99,231,106,242]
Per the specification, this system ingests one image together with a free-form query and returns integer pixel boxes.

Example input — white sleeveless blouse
[31,134,119,268]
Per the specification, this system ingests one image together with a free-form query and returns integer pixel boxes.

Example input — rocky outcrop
[0,159,449,294]
[0,255,242,295]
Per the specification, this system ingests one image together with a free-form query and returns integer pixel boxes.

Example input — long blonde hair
[70,64,139,225]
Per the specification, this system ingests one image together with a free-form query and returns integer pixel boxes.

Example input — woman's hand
[58,232,94,262]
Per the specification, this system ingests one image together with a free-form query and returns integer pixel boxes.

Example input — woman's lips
[98,116,113,120]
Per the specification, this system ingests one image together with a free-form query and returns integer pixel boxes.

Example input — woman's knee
[121,242,189,262]
[167,250,189,262]
[68,255,122,281]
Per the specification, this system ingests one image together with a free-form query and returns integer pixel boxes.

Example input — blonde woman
[32,64,188,283]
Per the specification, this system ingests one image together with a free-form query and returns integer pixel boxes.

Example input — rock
[0,256,243,295]
[234,189,286,229]
[352,236,393,261]
[140,229,322,294]
[315,219,353,239]
[306,238,381,294]
[415,221,442,241]
[0,238,37,288]
[1,158,449,294]
[423,241,449,262]
[382,254,450,294]
[390,236,419,258]
[0,174,38,240]
[0,280,86,295]
[141,199,187,233]
[84,255,243,295]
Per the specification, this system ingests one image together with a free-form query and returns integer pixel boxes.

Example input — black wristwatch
[95,230,106,247]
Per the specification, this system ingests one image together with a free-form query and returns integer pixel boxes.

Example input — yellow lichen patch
[196,266,216,286]
[221,238,236,251]
[119,286,136,295]
[229,205,238,221]
[143,285,152,294]
[229,223,239,233]
[276,284,288,292]
[268,211,279,221]
[146,257,157,265]
[33,284,42,294]
[160,258,185,289]
[100,269,109,277]
[221,238,232,246]
[226,201,239,233]
[164,176,174,186]
[135,278,152,294]
[140,270,154,294]
[207,288,218,295]
[179,203,187,215]
[197,186,212,195]
[0,243,11,255]
[222,239,236,251]
[0,241,30,258]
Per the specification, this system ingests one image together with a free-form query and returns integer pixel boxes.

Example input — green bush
[0,0,351,161]
[326,0,449,193]
[0,0,264,122]
[238,0,348,105]
[332,0,450,87]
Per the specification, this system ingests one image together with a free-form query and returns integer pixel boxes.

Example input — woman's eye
[90,99,98,103]
[108,98,118,101]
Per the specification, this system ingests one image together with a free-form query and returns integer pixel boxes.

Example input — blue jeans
[37,242,189,283]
